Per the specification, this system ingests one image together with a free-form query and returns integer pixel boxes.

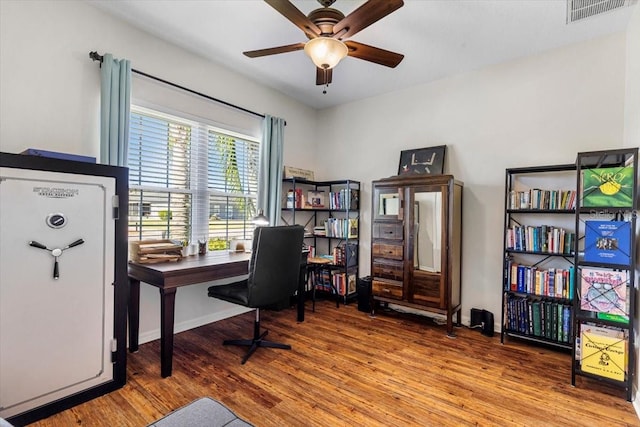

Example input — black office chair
[207,225,305,364]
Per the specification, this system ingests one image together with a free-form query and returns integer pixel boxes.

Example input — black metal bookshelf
[501,163,577,351]
[571,148,638,402]
[282,178,360,304]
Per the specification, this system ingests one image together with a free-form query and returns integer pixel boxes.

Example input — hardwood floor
[28,300,638,426]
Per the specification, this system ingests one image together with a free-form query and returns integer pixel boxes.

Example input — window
[128,106,260,251]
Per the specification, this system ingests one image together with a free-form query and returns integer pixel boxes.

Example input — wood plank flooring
[28,300,638,426]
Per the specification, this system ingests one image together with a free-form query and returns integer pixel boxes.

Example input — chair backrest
[246,225,305,308]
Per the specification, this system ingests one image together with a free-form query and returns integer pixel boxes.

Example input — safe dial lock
[46,213,67,229]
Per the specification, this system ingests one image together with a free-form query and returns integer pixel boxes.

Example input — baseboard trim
[137,306,252,346]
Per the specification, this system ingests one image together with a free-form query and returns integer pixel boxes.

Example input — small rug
[149,397,253,427]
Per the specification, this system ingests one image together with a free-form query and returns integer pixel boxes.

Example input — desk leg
[160,287,177,378]
[128,278,140,353]
[297,266,305,322]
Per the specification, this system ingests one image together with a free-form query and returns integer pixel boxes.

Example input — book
[580,324,627,381]
[348,218,359,238]
[581,166,634,208]
[597,312,628,324]
[583,220,631,265]
[579,267,628,317]
[531,301,542,337]
[561,305,571,342]
[347,274,356,294]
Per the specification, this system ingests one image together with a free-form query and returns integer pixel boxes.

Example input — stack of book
[579,323,627,381]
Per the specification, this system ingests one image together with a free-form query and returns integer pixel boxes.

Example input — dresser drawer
[372,243,403,260]
[372,279,403,300]
[373,222,403,240]
[372,259,404,281]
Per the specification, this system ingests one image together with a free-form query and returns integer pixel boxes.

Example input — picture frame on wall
[398,145,446,175]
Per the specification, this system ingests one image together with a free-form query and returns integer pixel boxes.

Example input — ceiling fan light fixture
[304,37,348,69]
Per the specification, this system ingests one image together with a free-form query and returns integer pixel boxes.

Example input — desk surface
[128,252,251,290]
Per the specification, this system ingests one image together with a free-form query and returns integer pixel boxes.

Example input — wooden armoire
[370,174,463,336]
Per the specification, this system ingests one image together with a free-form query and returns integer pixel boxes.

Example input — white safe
[0,153,128,425]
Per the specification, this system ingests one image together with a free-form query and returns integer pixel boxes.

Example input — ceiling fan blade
[265,0,321,39]
[333,0,404,40]
[316,67,333,86]
[345,40,404,68]
[243,43,306,58]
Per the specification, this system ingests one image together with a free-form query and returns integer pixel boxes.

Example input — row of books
[313,271,356,296]
[285,188,360,211]
[508,189,576,210]
[328,188,359,210]
[317,218,358,239]
[506,166,633,211]
[286,189,332,209]
[505,261,574,299]
[505,295,572,343]
[506,224,575,254]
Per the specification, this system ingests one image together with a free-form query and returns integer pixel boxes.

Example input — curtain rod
[89,51,266,120]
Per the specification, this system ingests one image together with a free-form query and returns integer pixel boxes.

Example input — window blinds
[128,105,260,247]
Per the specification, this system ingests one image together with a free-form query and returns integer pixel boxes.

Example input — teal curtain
[100,53,131,166]
[258,115,285,225]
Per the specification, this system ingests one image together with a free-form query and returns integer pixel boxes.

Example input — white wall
[0,0,317,343]
[317,33,627,323]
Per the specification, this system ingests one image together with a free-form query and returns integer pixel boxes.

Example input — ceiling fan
[243,0,404,88]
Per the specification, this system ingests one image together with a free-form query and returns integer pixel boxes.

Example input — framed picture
[398,145,446,175]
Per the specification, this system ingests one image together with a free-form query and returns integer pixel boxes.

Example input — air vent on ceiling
[567,0,637,23]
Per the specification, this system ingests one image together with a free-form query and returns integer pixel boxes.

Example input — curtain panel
[100,53,131,167]
[258,115,285,225]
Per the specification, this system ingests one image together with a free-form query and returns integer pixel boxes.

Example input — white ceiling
[88,0,637,110]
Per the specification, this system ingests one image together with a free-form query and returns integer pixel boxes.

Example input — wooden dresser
[370,174,463,336]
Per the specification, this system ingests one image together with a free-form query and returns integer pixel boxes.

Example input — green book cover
[581,167,634,208]
[596,312,628,323]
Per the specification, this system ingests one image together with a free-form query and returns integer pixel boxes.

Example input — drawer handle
[382,288,391,293]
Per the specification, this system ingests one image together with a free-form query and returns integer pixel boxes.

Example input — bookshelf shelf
[507,209,575,214]
[505,249,574,257]
[571,148,638,401]
[501,164,577,352]
[281,178,360,304]
[504,330,573,350]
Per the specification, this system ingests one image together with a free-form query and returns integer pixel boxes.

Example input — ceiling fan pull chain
[322,68,329,94]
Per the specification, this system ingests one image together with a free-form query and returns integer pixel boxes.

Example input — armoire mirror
[413,191,442,273]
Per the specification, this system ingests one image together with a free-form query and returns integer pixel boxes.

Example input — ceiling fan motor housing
[308,8,345,37]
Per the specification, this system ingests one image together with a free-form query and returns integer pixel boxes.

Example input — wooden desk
[128,252,306,377]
